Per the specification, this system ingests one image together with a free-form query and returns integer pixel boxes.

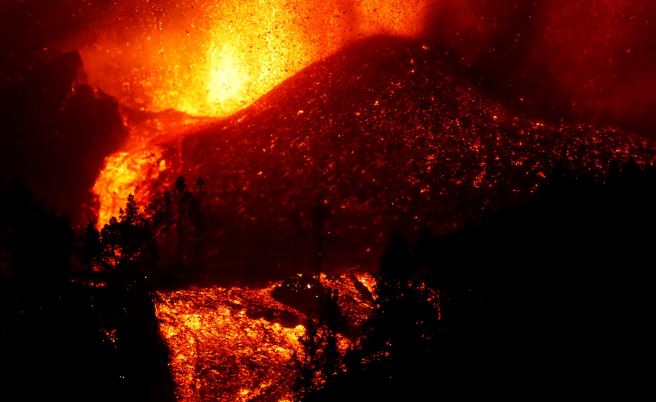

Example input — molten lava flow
[155,273,375,402]
[92,148,167,225]
[86,0,431,225]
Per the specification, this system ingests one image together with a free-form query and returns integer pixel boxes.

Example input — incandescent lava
[95,36,656,275]
[155,273,376,402]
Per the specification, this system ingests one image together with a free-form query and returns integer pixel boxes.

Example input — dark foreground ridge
[301,160,656,400]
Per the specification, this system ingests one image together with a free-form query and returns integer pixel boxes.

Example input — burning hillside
[94,36,656,274]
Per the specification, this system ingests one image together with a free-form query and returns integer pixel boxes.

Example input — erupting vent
[78,4,656,399]
[79,0,429,117]
[93,37,656,269]
[86,0,431,226]
[4,2,656,402]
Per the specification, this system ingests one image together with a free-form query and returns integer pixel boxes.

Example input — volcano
[5,5,656,402]
[97,36,656,278]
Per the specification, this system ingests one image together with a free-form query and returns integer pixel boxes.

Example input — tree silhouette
[0,182,174,402]
[295,313,320,399]
[174,176,190,266]
[142,175,207,283]
[82,221,102,271]
[302,234,442,401]
[100,194,155,269]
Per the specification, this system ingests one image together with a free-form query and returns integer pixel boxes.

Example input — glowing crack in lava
[87,0,430,224]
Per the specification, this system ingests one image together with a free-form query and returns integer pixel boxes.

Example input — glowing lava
[85,0,431,225]
[92,148,167,225]
[155,273,375,402]
[78,0,430,118]
[207,44,247,108]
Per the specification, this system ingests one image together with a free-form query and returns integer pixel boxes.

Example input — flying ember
[3,1,656,401]
[78,0,429,118]
[84,0,431,224]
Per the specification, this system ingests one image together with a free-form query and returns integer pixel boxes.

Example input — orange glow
[207,44,247,108]
[155,273,375,401]
[92,148,167,226]
[88,0,431,225]
[79,0,430,118]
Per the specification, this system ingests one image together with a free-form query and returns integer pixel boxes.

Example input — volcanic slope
[143,36,655,276]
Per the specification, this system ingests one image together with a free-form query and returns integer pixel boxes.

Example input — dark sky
[1,0,656,221]
[423,0,656,136]
[0,1,127,223]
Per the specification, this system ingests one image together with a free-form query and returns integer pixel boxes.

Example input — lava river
[155,273,376,402]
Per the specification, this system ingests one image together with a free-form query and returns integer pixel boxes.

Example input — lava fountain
[80,0,430,117]
[84,0,431,224]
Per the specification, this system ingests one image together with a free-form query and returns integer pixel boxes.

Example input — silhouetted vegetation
[3,160,656,401]
[144,175,207,286]
[301,160,656,400]
[293,284,347,400]
[0,182,174,402]
[77,175,207,288]
[0,174,210,400]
